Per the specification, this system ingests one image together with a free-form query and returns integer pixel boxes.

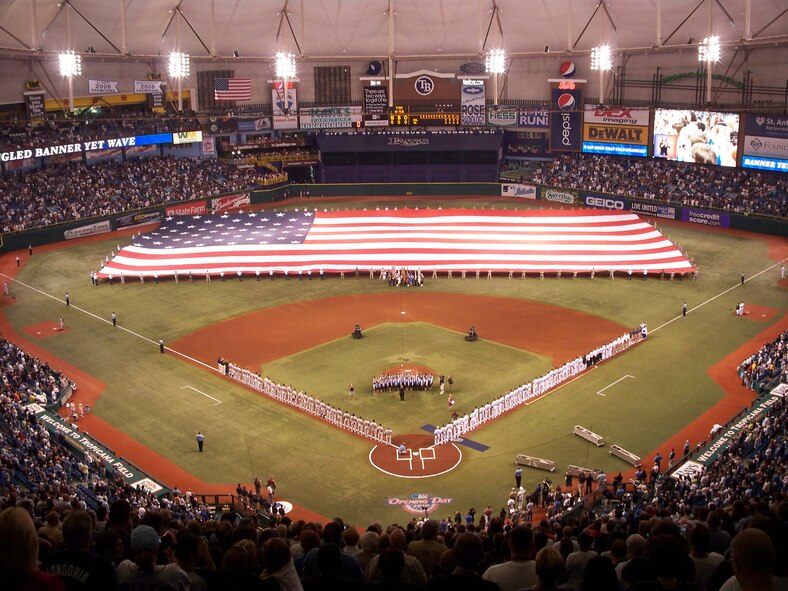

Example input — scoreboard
[388,108,460,127]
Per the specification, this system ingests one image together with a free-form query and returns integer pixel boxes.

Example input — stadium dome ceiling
[0,0,786,63]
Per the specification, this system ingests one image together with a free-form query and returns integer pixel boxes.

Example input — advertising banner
[201,137,215,155]
[742,113,788,172]
[88,79,120,94]
[212,193,251,212]
[631,201,677,220]
[273,115,299,130]
[652,108,739,167]
[549,87,583,152]
[581,192,631,210]
[363,87,389,126]
[299,106,362,130]
[460,80,486,126]
[488,107,518,127]
[501,184,537,199]
[272,82,297,115]
[166,200,207,216]
[64,220,111,240]
[518,109,550,129]
[540,187,577,205]
[134,80,163,93]
[172,130,203,144]
[116,211,161,228]
[681,207,730,228]
[582,107,649,157]
[24,91,46,120]
[237,117,272,132]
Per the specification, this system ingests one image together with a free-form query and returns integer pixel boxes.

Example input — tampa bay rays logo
[414,76,434,96]
[386,493,453,515]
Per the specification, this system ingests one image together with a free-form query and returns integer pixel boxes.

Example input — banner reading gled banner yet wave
[582,107,650,157]
[741,113,788,172]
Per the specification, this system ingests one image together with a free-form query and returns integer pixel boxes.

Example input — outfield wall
[1,181,785,252]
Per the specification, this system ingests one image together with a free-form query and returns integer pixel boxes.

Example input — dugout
[316,130,503,183]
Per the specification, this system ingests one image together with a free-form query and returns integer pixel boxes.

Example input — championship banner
[582,107,650,157]
[166,200,207,216]
[549,86,583,152]
[89,79,120,94]
[134,80,163,93]
[299,107,361,130]
[212,193,251,212]
[363,87,389,127]
[742,113,788,172]
[518,109,549,128]
[460,80,486,126]
[24,90,46,121]
[488,107,518,127]
[272,82,297,115]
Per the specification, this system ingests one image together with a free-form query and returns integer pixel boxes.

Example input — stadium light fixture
[697,36,721,63]
[58,51,82,113]
[485,48,507,107]
[590,45,613,105]
[168,52,190,78]
[698,36,720,104]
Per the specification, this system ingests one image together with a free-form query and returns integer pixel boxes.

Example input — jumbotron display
[652,108,739,167]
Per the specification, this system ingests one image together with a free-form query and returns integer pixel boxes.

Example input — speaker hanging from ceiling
[366,61,382,76]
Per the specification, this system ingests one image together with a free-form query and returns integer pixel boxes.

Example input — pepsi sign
[549,87,583,152]
[559,61,576,78]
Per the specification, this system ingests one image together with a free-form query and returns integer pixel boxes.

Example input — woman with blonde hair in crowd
[0,506,66,590]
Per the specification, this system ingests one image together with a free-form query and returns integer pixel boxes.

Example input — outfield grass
[5,198,786,525]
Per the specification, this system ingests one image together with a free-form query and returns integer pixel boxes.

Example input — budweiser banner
[212,193,251,212]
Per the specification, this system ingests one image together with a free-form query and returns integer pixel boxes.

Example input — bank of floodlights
[168,52,191,78]
[58,51,82,77]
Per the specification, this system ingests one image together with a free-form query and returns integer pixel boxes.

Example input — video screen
[653,109,739,167]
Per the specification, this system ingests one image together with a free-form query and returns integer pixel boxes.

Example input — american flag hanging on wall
[213,78,252,101]
[97,209,695,278]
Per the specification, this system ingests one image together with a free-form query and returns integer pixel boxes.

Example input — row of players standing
[381,266,424,287]
[372,371,434,392]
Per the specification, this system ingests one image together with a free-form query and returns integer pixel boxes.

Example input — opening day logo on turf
[386,493,454,515]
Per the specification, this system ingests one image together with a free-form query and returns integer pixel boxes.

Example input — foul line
[181,385,222,406]
[652,259,786,334]
[0,273,219,374]
[597,374,634,396]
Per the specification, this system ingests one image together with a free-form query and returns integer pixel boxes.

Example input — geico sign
[584,196,625,210]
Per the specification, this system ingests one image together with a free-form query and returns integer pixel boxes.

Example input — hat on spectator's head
[131,525,160,553]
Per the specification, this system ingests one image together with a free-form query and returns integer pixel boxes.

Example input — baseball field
[1,195,786,526]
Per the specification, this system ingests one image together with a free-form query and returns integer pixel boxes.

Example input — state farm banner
[166,200,207,216]
[89,79,120,94]
[212,193,251,212]
[299,106,361,130]
[582,107,650,157]
[460,80,486,126]
[134,80,163,93]
[549,87,583,152]
[272,82,297,115]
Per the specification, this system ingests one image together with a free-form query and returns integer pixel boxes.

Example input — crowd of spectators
[0,330,784,589]
[0,156,261,232]
[739,330,787,393]
[0,114,201,152]
[0,337,71,406]
[520,154,788,218]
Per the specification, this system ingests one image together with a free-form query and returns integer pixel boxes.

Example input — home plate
[414,451,420,457]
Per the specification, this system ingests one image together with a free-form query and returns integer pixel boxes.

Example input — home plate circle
[369,433,462,478]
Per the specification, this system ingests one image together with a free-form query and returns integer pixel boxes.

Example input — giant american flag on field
[96,208,695,278]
